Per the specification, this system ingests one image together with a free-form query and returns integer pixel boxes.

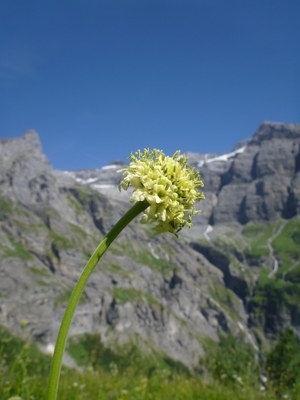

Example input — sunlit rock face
[187,122,300,225]
[0,121,299,368]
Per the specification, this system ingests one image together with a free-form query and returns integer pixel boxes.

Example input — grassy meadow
[2,325,300,400]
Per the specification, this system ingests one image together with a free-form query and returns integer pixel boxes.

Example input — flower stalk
[47,200,148,400]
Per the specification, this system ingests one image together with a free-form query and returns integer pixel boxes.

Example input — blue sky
[0,0,299,170]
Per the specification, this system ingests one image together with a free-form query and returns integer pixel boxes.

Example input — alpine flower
[119,149,204,233]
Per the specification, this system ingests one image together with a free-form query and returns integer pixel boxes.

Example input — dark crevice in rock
[69,188,109,235]
[190,242,249,303]
[237,196,248,225]
[251,152,259,180]
[282,187,297,219]
[51,242,60,262]
[220,165,233,188]
[44,255,56,274]
[31,251,56,274]
[216,311,229,331]
[92,215,106,235]
[208,212,215,226]
[106,299,119,325]
[169,270,183,290]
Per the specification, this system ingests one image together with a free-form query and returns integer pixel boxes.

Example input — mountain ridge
[0,121,299,368]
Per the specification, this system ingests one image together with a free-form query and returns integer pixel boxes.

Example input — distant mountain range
[0,121,299,367]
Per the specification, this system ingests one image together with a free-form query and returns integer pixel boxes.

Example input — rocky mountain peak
[0,130,56,210]
[0,129,46,163]
[0,122,300,369]
[252,121,300,143]
[20,129,41,145]
[205,121,300,225]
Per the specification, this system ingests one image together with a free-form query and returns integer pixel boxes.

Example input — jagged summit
[0,129,48,165]
[253,121,300,142]
[21,128,40,141]
[1,129,41,148]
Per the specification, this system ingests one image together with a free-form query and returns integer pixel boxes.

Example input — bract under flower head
[119,149,204,234]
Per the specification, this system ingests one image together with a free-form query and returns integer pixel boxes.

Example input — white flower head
[119,149,204,234]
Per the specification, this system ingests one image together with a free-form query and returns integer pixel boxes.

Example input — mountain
[0,122,299,368]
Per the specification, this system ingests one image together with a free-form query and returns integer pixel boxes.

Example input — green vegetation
[285,263,300,283]
[69,222,89,239]
[0,196,14,215]
[242,218,300,273]
[71,186,111,218]
[243,221,278,257]
[266,328,300,397]
[67,333,189,376]
[67,193,85,216]
[4,240,32,260]
[134,249,174,273]
[273,219,300,257]
[29,266,51,277]
[247,219,300,329]
[204,332,259,388]
[272,218,300,271]
[112,287,161,306]
[209,283,240,321]
[106,263,131,278]
[112,240,175,273]
[54,288,74,309]
[50,231,75,250]
[54,288,88,309]
[0,325,51,399]
[2,325,291,399]
[71,186,94,203]
[250,274,300,330]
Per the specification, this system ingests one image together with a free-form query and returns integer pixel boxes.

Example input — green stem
[47,200,148,400]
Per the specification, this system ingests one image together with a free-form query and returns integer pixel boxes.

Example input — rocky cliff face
[0,122,299,368]
[187,121,300,226]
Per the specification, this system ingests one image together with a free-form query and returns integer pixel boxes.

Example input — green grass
[135,249,174,273]
[67,193,85,216]
[49,223,93,255]
[4,240,32,260]
[0,196,14,215]
[14,219,45,233]
[243,221,277,257]
[106,263,131,278]
[242,219,300,273]
[0,325,51,399]
[112,287,161,306]
[71,186,95,203]
[53,287,88,309]
[285,263,300,282]
[1,325,293,400]
[250,272,300,329]
[247,218,300,327]
[272,219,300,256]
[29,266,51,277]
[69,223,88,239]
[71,186,111,218]
[112,240,175,273]
[209,283,240,321]
[67,333,190,376]
[50,231,75,250]
[272,218,300,270]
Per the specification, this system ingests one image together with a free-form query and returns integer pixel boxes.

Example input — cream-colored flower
[119,149,204,233]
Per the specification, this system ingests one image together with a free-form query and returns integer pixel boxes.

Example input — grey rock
[0,122,300,369]
[207,122,300,224]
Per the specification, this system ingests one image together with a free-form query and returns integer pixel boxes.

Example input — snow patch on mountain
[198,146,246,167]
